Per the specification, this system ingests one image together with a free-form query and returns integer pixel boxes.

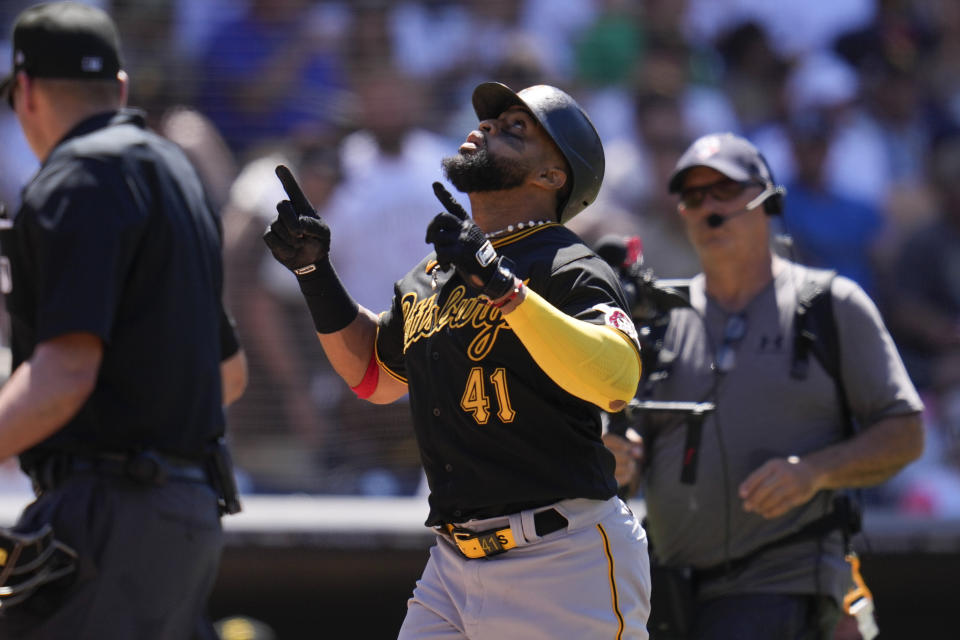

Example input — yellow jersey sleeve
[504,287,640,411]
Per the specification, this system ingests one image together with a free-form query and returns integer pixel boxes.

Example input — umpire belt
[28,450,209,494]
[441,508,568,559]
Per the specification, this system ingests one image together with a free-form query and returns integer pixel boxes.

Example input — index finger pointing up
[276,164,315,216]
[432,182,469,221]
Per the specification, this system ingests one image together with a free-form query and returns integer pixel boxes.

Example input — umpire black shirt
[2,109,228,467]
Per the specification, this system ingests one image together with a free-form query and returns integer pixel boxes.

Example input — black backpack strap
[790,269,862,552]
[791,269,856,439]
[791,269,836,380]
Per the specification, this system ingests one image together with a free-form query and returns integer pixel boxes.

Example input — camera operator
[603,133,924,640]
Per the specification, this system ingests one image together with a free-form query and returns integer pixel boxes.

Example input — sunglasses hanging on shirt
[715,313,747,374]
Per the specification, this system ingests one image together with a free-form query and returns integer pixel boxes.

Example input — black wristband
[480,256,517,300]
[296,257,360,334]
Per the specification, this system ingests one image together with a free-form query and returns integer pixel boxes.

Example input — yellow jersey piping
[597,523,625,640]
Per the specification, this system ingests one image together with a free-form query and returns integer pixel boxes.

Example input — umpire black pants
[0,473,223,639]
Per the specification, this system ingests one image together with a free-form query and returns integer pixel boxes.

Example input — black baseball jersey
[1,109,231,467]
[377,222,636,526]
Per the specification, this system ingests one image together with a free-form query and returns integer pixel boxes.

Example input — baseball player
[264,82,651,639]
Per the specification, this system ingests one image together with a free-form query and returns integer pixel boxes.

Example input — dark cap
[1,2,123,107]
[667,132,774,193]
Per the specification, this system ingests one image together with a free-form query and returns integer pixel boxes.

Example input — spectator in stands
[781,110,884,294]
[714,22,789,135]
[332,68,452,312]
[221,138,346,493]
[884,135,960,424]
[829,7,941,209]
[111,0,240,212]
[569,90,700,279]
[195,0,348,157]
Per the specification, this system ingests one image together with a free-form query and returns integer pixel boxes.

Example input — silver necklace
[484,219,552,239]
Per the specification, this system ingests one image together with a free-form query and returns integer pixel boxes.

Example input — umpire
[0,3,246,638]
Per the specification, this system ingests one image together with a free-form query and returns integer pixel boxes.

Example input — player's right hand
[263,164,331,274]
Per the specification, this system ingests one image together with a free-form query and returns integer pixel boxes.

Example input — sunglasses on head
[679,179,759,209]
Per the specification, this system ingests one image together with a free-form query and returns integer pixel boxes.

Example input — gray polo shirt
[643,258,922,603]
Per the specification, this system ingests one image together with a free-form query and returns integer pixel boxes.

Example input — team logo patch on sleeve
[593,303,639,343]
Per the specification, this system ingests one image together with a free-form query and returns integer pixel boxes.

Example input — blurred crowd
[2,0,960,514]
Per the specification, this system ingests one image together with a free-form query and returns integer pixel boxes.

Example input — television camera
[593,234,714,487]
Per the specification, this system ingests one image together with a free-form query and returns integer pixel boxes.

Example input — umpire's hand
[426,182,515,300]
[264,165,330,274]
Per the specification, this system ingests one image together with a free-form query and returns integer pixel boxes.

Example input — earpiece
[747,184,787,215]
[756,151,785,216]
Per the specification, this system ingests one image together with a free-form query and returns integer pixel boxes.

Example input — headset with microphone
[668,133,787,229]
[706,182,787,228]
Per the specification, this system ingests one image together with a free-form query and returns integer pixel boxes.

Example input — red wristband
[351,349,380,399]
[487,281,524,308]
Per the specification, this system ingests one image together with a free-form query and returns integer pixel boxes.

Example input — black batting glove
[263,165,331,275]
[425,182,516,300]
[264,164,359,333]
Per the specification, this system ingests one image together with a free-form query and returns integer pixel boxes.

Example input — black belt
[443,508,568,559]
[695,499,858,583]
[533,508,569,536]
[27,451,209,494]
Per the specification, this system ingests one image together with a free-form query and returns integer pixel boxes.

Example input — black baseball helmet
[472,82,605,224]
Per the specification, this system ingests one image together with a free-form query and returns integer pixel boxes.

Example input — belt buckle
[448,525,517,559]
[123,451,168,486]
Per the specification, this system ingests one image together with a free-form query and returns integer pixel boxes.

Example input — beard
[441,148,529,193]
